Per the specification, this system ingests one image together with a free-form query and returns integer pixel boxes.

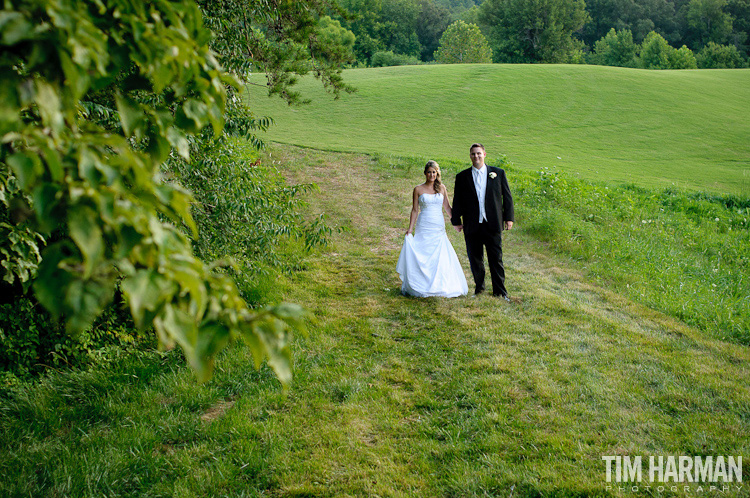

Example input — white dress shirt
[472,165,487,223]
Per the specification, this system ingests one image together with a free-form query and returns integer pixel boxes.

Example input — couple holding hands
[396,143,514,300]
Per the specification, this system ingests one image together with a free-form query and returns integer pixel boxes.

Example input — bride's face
[424,167,438,183]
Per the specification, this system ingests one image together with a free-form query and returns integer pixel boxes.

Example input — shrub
[434,20,493,64]
[0,297,153,383]
[639,31,673,69]
[371,51,421,67]
[638,32,699,69]
[669,45,698,69]
[165,139,333,306]
[696,42,748,68]
[591,29,638,67]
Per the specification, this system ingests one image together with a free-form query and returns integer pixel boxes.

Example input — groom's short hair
[470,143,485,152]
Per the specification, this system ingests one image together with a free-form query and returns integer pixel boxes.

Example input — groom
[451,143,514,299]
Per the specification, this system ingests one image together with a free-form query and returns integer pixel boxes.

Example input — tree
[317,16,358,68]
[639,30,674,67]
[199,0,355,105]
[416,0,453,61]
[337,0,423,63]
[591,28,639,66]
[637,0,683,43]
[0,0,352,382]
[637,31,704,68]
[338,0,386,62]
[669,44,699,67]
[726,0,750,59]
[434,20,493,63]
[380,0,423,57]
[696,40,749,65]
[480,0,590,63]
[687,0,734,47]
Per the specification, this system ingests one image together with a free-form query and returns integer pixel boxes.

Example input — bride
[396,160,468,297]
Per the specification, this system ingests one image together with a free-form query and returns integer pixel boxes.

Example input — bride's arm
[442,185,453,218]
[406,187,419,235]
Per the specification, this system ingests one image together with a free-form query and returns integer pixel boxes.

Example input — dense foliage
[0,0,352,383]
[334,0,749,66]
[198,0,355,105]
[590,28,639,67]
[434,20,493,63]
[480,0,590,63]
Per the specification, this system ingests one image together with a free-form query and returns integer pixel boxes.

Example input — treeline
[333,0,749,68]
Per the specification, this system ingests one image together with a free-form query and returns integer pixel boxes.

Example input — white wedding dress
[396,193,468,298]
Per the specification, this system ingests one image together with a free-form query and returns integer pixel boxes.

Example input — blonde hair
[425,160,442,194]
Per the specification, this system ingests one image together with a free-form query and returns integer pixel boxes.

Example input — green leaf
[64,277,115,334]
[7,152,40,189]
[32,183,64,234]
[121,270,176,329]
[169,260,207,318]
[177,98,208,132]
[115,92,146,138]
[32,242,75,317]
[145,133,171,165]
[0,11,33,45]
[40,141,64,182]
[59,50,89,101]
[193,322,231,382]
[35,80,65,134]
[68,205,105,278]
[155,303,198,362]
[77,146,101,184]
[166,127,190,159]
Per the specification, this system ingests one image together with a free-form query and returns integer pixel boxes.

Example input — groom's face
[470,147,486,169]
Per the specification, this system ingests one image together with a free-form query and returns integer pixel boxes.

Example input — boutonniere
[489,172,497,179]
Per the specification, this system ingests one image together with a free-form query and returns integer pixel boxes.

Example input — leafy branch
[0,0,310,382]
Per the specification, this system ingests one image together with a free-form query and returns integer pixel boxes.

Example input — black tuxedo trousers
[465,222,506,296]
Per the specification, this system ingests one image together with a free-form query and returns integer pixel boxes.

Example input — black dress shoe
[494,293,511,302]
[474,288,484,295]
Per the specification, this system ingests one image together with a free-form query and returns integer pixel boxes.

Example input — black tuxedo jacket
[451,165,514,234]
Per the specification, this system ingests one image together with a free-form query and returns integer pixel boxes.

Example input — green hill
[246,64,750,195]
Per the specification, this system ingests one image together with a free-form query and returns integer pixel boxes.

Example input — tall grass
[511,163,750,344]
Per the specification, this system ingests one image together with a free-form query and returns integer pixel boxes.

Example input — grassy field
[246,64,750,195]
[2,65,748,496]
[2,147,748,497]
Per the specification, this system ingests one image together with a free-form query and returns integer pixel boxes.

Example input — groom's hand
[505,221,514,230]
[453,224,463,232]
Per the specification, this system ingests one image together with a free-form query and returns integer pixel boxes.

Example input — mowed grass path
[240,147,749,496]
[2,146,749,497]
[246,64,750,195]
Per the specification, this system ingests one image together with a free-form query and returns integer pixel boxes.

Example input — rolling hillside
[246,64,750,195]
